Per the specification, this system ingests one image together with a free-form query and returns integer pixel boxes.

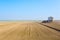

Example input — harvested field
[41,21,60,30]
[0,21,60,40]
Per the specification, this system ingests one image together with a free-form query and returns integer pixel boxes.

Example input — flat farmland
[0,21,60,40]
[41,21,60,30]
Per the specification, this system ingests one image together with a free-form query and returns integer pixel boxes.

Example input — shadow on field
[38,23,60,32]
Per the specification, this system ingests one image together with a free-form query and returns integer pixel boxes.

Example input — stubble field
[0,21,60,40]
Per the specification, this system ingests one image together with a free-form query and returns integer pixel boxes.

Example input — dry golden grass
[42,21,60,30]
[0,21,60,40]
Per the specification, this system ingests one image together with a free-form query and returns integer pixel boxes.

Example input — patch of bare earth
[0,21,60,40]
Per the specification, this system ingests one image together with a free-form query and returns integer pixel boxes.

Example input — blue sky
[0,0,60,20]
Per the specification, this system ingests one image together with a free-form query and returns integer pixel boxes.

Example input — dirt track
[0,21,60,40]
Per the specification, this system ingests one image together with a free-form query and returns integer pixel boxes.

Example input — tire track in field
[2,22,32,40]
[0,22,30,40]
[35,23,60,35]
[34,23,60,40]
[0,23,20,40]
[29,23,43,40]
[37,23,60,37]
[0,23,18,34]
[40,23,60,32]
[16,23,30,40]
[0,22,60,40]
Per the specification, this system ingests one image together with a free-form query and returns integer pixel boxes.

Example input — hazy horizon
[0,0,60,20]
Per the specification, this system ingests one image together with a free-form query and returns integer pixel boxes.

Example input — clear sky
[0,0,60,20]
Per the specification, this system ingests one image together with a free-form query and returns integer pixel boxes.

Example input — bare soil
[0,21,60,40]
